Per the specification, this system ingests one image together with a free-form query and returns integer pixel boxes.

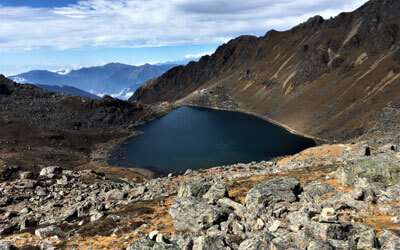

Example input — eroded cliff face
[131,0,400,142]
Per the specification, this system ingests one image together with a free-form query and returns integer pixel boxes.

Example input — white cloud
[0,0,369,50]
[185,51,214,60]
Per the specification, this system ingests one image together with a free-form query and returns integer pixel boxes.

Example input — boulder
[355,229,377,249]
[335,156,400,187]
[39,166,61,178]
[319,207,337,222]
[307,241,333,250]
[173,234,193,250]
[177,180,211,198]
[238,234,273,250]
[301,182,335,203]
[203,182,227,203]
[309,222,352,241]
[245,178,300,211]
[217,198,247,218]
[0,166,18,181]
[127,238,179,250]
[169,197,226,233]
[193,235,226,250]
[0,241,16,250]
[268,220,281,232]
[19,171,32,180]
[379,230,400,249]
[34,225,62,239]
[105,189,126,201]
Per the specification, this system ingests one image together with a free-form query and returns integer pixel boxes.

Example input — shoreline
[180,103,329,144]
[87,130,156,180]
[99,102,327,179]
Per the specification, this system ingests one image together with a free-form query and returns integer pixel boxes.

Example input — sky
[0,0,368,75]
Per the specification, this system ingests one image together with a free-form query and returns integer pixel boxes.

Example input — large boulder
[177,180,211,198]
[335,156,400,187]
[301,182,335,203]
[169,197,227,233]
[308,222,352,241]
[245,178,300,211]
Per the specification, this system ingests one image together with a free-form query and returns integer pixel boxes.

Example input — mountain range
[131,0,400,142]
[10,62,177,99]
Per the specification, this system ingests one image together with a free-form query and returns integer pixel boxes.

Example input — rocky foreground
[1,142,400,249]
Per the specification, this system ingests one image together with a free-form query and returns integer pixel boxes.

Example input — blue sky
[0,0,79,8]
[0,0,368,75]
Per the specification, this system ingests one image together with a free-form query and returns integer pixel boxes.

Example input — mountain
[36,84,100,99]
[131,0,400,142]
[10,63,177,99]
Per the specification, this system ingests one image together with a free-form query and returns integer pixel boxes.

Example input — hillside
[11,63,177,99]
[36,84,100,99]
[0,75,170,171]
[131,0,400,142]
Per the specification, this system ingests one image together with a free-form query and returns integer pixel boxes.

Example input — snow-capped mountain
[10,62,177,99]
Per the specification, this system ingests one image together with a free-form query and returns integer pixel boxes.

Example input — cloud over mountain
[0,0,368,50]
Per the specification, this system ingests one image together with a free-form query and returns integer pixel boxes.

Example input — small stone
[90,212,104,222]
[105,189,126,201]
[350,188,364,200]
[35,225,62,239]
[156,233,167,244]
[289,224,301,232]
[19,171,32,180]
[149,230,159,240]
[391,216,400,224]
[19,207,31,215]
[256,218,265,230]
[320,207,337,222]
[39,166,61,178]
[268,220,281,232]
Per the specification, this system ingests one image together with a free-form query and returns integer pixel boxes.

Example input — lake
[108,106,316,175]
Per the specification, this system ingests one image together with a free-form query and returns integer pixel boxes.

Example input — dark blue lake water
[108,106,315,175]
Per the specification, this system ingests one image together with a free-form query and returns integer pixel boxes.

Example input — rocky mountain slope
[36,84,100,99]
[11,63,177,99]
[131,0,400,142]
[0,75,170,172]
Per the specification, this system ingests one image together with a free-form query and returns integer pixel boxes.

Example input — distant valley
[10,62,177,100]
